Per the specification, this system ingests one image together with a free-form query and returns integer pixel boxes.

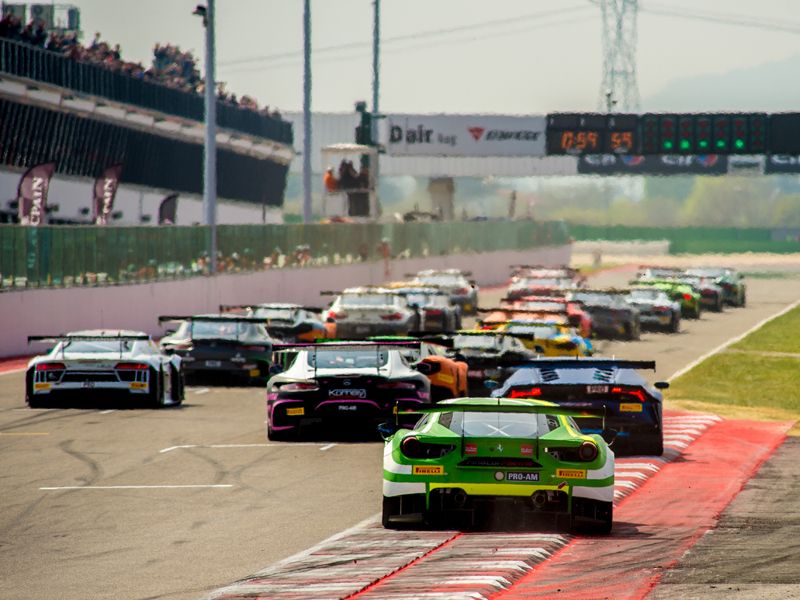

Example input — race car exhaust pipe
[453,490,468,508]
[531,491,548,509]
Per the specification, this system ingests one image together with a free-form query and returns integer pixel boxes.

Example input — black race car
[220,303,335,342]
[568,289,641,340]
[159,315,274,385]
[493,357,667,455]
[266,341,432,440]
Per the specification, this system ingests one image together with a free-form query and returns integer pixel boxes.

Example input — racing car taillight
[114,362,149,370]
[400,435,455,459]
[578,441,598,462]
[683,293,692,301]
[240,345,266,351]
[509,387,542,398]
[611,386,646,402]
[425,309,443,316]
[380,312,404,321]
[377,381,417,390]
[280,382,319,392]
[36,362,66,371]
[329,310,347,320]
[455,287,470,295]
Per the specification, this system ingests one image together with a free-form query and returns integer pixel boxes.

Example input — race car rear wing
[399,401,606,418]
[272,340,422,377]
[28,334,150,343]
[158,315,267,323]
[509,358,656,371]
[218,304,325,313]
[477,307,568,316]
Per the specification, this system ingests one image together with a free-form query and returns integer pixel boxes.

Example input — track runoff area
[0,263,796,600]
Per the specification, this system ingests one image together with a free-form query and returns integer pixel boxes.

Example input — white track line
[0,368,25,377]
[668,298,800,381]
[40,484,233,490]
[159,443,323,454]
[99,410,116,414]
[320,443,337,451]
[194,388,211,395]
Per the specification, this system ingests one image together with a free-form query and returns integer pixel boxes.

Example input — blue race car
[493,358,668,456]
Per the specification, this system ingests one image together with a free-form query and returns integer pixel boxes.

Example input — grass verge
[668,305,800,435]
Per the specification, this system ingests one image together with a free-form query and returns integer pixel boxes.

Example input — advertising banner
[765,155,800,174]
[17,162,56,226]
[383,114,546,157]
[577,154,728,175]
[158,193,179,225]
[93,164,123,225]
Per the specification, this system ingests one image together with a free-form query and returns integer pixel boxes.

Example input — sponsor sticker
[437,373,454,385]
[412,465,444,476]
[556,469,586,479]
[520,444,533,456]
[467,369,484,378]
[620,403,643,412]
[337,405,358,411]
[249,369,261,377]
[205,360,222,368]
[328,388,367,399]
[286,407,305,416]
[587,385,608,394]
[130,382,147,390]
[465,443,477,455]
[506,471,540,482]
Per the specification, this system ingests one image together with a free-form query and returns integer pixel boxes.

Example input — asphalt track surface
[1,268,798,599]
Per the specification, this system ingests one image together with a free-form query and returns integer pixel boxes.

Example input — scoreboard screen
[546,113,637,155]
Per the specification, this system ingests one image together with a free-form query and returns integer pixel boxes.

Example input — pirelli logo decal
[556,468,586,479]
[620,403,643,412]
[412,465,444,476]
[286,407,305,416]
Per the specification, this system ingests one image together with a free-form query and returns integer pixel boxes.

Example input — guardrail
[0,220,569,290]
[568,224,800,254]
[0,38,293,145]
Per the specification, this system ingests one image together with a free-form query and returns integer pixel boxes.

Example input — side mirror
[453,352,467,363]
[377,421,398,440]
[534,346,545,354]
[164,329,176,336]
[654,381,670,390]
[483,379,500,391]
[294,322,314,334]
[268,364,283,375]
[415,362,433,375]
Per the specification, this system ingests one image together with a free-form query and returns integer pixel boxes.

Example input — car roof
[67,329,148,338]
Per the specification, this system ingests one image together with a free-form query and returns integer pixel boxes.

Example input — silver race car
[26,331,184,408]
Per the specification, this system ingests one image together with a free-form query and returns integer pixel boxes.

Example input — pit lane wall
[0,244,570,358]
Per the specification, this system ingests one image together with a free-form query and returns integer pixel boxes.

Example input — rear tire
[170,366,184,406]
[669,315,680,333]
[637,436,664,456]
[267,420,296,441]
[147,367,164,408]
[25,370,44,408]
[571,499,613,535]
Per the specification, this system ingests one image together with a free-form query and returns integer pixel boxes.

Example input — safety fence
[568,224,800,254]
[0,38,292,145]
[0,220,569,289]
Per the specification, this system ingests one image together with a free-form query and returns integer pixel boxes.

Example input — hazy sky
[63,0,800,114]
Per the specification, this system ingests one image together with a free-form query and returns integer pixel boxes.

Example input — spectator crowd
[0,12,281,119]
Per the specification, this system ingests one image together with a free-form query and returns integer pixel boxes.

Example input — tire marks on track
[205,412,720,600]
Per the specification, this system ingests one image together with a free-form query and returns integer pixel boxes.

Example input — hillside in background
[644,53,800,112]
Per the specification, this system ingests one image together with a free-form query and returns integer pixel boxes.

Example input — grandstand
[0,5,293,225]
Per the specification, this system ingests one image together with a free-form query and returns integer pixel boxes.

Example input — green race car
[632,279,702,318]
[381,397,615,533]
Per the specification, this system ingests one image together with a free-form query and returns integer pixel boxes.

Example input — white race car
[26,330,184,408]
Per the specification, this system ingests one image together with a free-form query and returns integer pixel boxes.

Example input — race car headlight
[400,436,455,459]
[578,441,599,462]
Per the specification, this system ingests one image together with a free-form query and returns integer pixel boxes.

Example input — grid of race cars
[24,264,747,533]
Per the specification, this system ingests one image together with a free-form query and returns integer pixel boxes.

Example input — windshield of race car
[341,293,395,306]
[309,348,389,368]
[438,410,542,437]
[184,321,259,340]
[516,301,566,311]
[417,274,464,286]
[505,325,559,338]
[253,308,296,321]
[629,289,668,301]
[453,335,499,350]
[572,293,614,305]
[517,277,573,288]
[61,340,138,354]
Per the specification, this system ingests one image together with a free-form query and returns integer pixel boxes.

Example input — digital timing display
[546,114,638,155]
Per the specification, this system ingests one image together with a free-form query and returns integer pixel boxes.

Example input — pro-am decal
[504,471,540,482]
[556,468,586,479]
[412,465,444,475]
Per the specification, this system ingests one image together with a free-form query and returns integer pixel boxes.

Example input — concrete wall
[0,244,570,358]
